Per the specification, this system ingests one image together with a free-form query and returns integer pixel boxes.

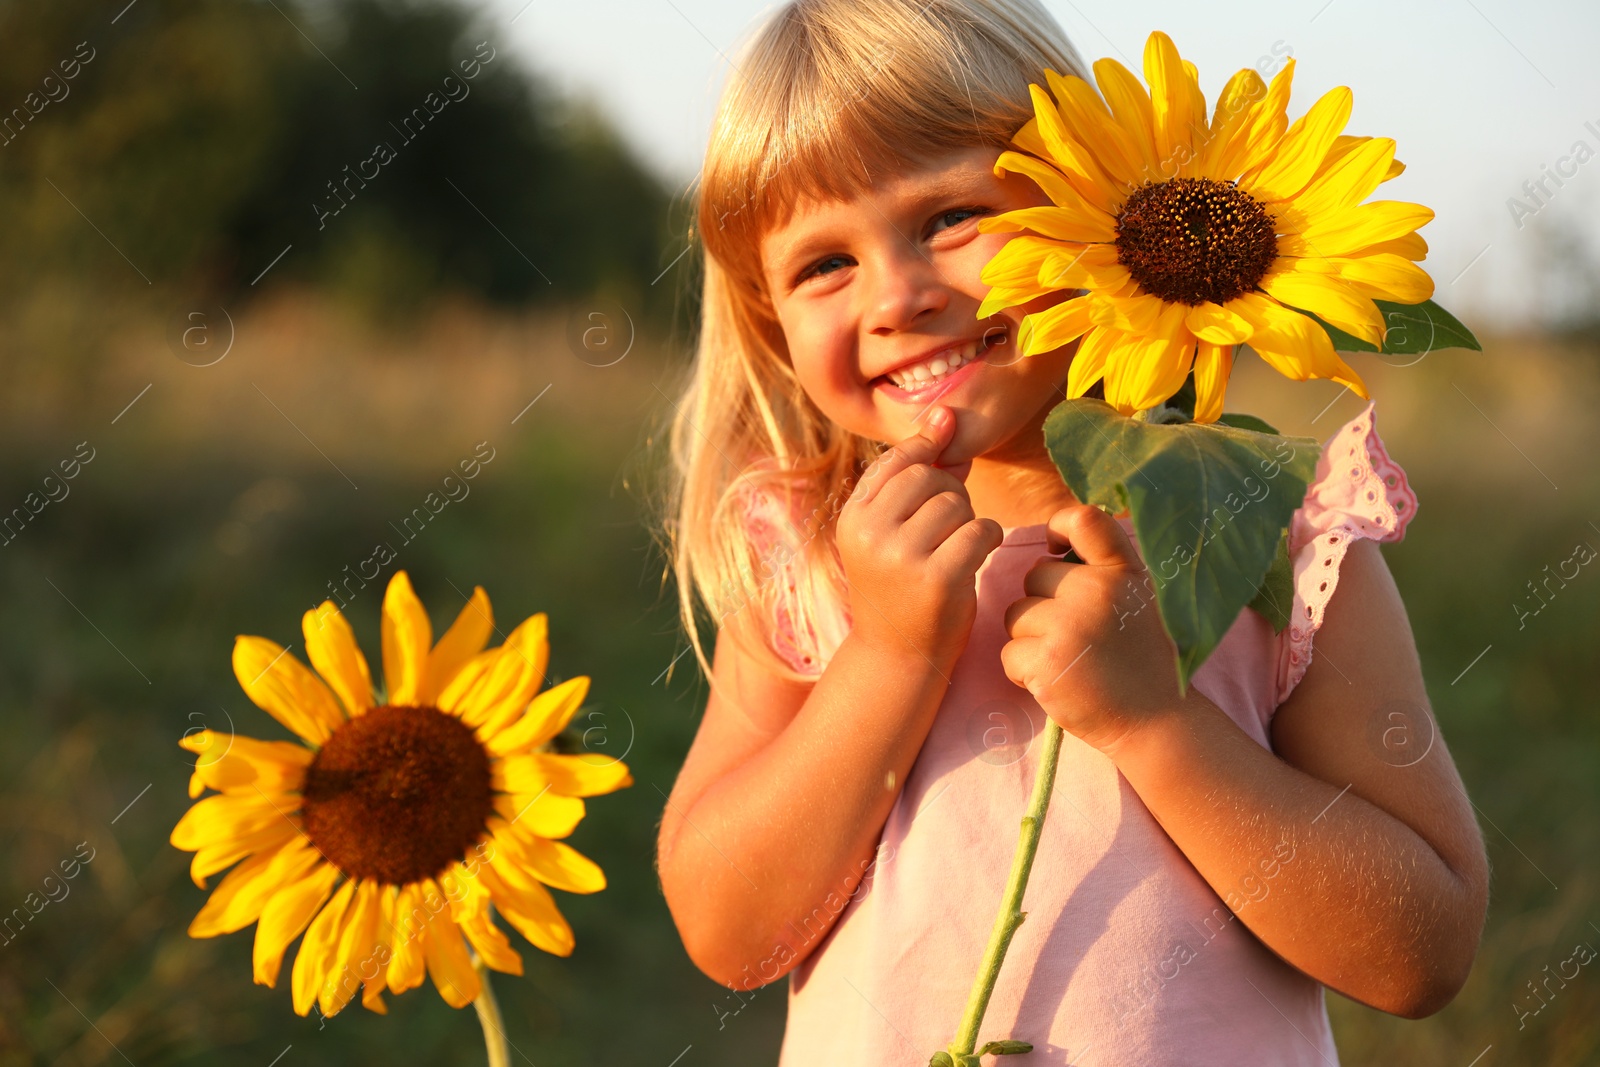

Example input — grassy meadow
[0,288,1596,1066]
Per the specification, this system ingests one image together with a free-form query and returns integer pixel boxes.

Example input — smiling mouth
[875,330,1006,393]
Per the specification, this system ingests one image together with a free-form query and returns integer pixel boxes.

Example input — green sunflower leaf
[1314,298,1481,355]
[1217,412,1280,435]
[1246,529,1294,633]
[1043,399,1319,692]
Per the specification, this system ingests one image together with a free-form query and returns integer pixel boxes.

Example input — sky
[483,0,1600,326]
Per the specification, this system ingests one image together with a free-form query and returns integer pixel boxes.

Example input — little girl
[655,1,1489,1062]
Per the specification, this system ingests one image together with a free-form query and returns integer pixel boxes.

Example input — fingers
[1022,559,1074,599]
[902,488,974,544]
[930,515,1004,574]
[879,465,969,525]
[1003,595,1048,637]
[1045,503,1144,571]
[852,405,956,508]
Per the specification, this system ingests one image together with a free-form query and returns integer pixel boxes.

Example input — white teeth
[885,338,992,390]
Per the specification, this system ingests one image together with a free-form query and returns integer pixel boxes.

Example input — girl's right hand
[835,405,1004,668]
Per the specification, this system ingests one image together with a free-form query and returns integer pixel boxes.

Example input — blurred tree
[0,0,675,320]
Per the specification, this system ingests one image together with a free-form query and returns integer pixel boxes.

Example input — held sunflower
[170,571,630,1020]
[979,30,1436,422]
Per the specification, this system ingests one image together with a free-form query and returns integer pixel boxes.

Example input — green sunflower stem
[471,954,511,1067]
[939,719,1063,1064]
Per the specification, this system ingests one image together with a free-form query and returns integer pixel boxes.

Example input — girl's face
[759,145,1073,466]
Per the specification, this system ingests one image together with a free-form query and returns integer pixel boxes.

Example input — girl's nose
[865,251,950,335]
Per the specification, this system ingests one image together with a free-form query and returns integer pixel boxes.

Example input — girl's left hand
[1000,503,1186,754]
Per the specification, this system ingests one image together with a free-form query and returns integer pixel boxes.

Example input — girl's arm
[659,406,1004,990]
[1004,507,1489,1018]
[658,619,955,990]
[1105,537,1487,1016]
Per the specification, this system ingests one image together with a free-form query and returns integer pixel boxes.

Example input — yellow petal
[1103,304,1195,413]
[1281,136,1395,224]
[385,884,429,994]
[1144,31,1200,172]
[188,835,315,935]
[292,877,355,1016]
[1013,296,1096,359]
[1026,82,1116,192]
[1222,60,1295,180]
[493,829,605,894]
[1362,232,1428,262]
[419,881,481,1008]
[976,285,1045,321]
[171,792,293,852]
[980,234,1065,289]
[381,571,432,707]
[478,862,575,957]
[1230,292,1371,399]
[532,753,633,798]
[232,637,344,746]
[303,602,373,719]
[994,150,1113,216]
[460,905,523,976]
[321,879,383,1018]
[979,203,1116,246]
[1012,89,1122,214]
[1185,302,1254,345]
[1292,135,1395,199]
[1045,71,1146,192]
[1040,243,1129,292]
[441,614,548,732]
[1010,116,1048,158]
[1065,326,1118,398]
[1325,252,1435,304]
[181,731,310,798]
[441,864,524,975]
[1261,263,1385,347]
[361,886,396,1014]
[1180,59,1208,149]
[189,818,302,889]
[1092,57,1158,178]
[1198,68,1269,177]
[254,859,339,987]
[483,676,590,755]
[1241,85,1352,203]
[992,151,1071,204]
[1088,292,1166,334]
[1279,200,1434,259]
[1192,341,1235,424]
[423,586,493,704]
[490,790,586,840]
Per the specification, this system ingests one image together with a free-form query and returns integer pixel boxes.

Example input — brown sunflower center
[1114,177,1278,306]
[300,705,492,885]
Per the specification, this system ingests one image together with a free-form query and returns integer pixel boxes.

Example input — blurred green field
[0,290,1596,1066]
[2,2,1599,1062]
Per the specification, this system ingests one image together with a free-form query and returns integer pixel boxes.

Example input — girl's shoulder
[731,456,852,679]
[1275,399,1418,706]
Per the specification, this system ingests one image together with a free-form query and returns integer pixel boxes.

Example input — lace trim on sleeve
[1276,400,1418,707]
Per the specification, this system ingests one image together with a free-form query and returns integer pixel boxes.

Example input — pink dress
[735,402,1417,1066]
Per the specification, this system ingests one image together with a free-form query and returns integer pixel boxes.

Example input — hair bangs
[698,0,1088,292]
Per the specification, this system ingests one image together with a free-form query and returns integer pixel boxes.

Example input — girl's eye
[800,255,852,282]
[930,207,987,234]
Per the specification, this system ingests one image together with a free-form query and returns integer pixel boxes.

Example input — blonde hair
[656,0,1087,683]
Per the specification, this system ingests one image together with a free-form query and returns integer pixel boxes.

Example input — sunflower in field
[980,30,1434,422]
[171,572,630,1020]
